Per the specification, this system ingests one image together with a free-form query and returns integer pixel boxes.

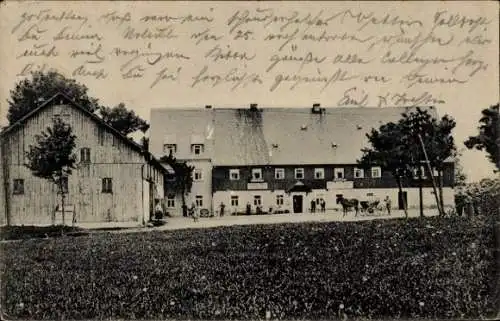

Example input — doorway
[293,195,303,213]
[398,191,408,210]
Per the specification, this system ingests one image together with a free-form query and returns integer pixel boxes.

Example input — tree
[399,108,457,215]
[25,118,77,225]
[464,104,500,170]
[359,108,456,218]
[159,152,194,216]
[8,71,100,124]
[8,71,150,137]
[359,122,412,218]
[98,103,150,136]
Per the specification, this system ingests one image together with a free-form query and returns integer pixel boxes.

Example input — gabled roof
[1,92,168,173]
[150,106,441,166]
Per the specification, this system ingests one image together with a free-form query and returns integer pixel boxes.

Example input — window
[191,144,204,155]
[98,127,105,146]
[295,168,304,179]
[230,169,240,180]
[80,148,91,163]
[254,195,262,206]
[275,168,285,180]
[334,168,344,180]
[433,168,440,177]
[193,169,203,181]
[413,166,427,179]
[167,195,175,208]
[276,194,284,206]
[314,168,325,179]
[102,178,112,193]
[252,168,263,181]
[354,168,364,178]
[163,144,177,155]
[195,195,203,207]
[13,179,24,195]
[231,195,239,207]
[371,166,381,178]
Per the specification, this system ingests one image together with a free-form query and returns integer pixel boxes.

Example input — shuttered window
[80,148,91,163]
[102,178,113,193]
[13,179,24,195]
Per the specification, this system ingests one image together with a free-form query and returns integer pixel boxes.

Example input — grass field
[1,216,497,320]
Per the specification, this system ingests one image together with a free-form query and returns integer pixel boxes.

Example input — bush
[1,217,496,320]
[0,225,83,241]
[459,175,500,218]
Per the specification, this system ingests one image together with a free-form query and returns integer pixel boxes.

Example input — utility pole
[418,134,444,216]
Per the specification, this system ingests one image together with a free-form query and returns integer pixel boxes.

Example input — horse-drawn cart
[359,200,383,215]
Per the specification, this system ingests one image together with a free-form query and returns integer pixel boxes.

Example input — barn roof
[150,105,442,166]
[1,92,168,173]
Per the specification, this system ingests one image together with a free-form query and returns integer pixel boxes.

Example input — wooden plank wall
[3,103,149,225]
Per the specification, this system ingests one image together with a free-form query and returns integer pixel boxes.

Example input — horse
[336,195,360,217]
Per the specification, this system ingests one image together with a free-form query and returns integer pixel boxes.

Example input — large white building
[149,104,455,216]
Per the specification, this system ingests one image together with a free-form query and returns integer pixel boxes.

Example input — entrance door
[293,195,303,213]
[398,191,408,210]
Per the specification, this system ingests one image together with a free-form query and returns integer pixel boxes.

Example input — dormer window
[354,168,364,178]
[334,168,344,180]
[251,168,263,181]
[191,144,204,155]
[295,168,304,179]
[163,144,177,155]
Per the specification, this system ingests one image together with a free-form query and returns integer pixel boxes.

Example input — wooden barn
[0,92,166,226]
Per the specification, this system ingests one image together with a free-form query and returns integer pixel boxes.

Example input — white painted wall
[213,187,454,214]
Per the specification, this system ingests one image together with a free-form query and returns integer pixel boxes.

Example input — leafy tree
[360,108,456,218]
[8,71,150,137]
[8,71,100,124]
[159,152,194,216]
[140,137,150,151]
[399,108,457,214]
[464,104,500,170]
[98,103,150,136]
[25,118,77,225]
[359,122,412,218]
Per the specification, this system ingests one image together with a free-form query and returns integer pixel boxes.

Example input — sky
[0,1,498,182]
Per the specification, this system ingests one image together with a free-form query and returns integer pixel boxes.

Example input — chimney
[312,103,322,114]
[205,105,212,109]
[250,103,258,111]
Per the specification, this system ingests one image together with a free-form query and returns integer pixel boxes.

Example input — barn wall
[3,103,148,225]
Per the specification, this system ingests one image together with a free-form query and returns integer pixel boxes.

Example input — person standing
[246,202,252,215]
[320,199,326,212]
[220,202,226,217]
[190,202,199,222]
[310,199,316,213]
[384,196,392,215]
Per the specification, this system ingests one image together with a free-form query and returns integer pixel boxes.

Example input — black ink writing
[123,26,178,40]
[17,43,59,59]
[72,64,108,79]
[150,67,182,89]
[205,44,256,62]
[53,25,103,41]
[269,68,359,92]
[191,65,263,91]
[267,51,327,72]
[337,87,369,107]
[191,28,223,45]
[69,43,105,63]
